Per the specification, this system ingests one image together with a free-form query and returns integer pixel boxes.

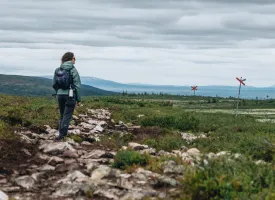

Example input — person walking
[52,52,81,141]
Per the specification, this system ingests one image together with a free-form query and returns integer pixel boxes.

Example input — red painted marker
[236,77,245,86]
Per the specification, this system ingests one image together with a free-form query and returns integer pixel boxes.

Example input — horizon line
[0,72,274,88]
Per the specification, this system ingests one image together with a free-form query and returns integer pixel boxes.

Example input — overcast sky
[1,0,275,86]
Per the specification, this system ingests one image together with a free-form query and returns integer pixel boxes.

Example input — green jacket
[52,61,81,102]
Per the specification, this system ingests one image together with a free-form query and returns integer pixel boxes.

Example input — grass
[112,150,150,170]
[144,132,186,152]
[0,94,275,199]
[181,157,275,200]
[0,95,58,131]
[140,113,199,132]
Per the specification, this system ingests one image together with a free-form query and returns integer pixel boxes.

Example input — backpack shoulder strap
[68,68,74,88]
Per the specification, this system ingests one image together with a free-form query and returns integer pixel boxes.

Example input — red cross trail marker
[236,77,246,86]
[191,86,198,96]
[235,77,246,116]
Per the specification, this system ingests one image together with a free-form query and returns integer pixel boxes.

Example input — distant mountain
[79,77,275,99]
[44,75,275,99]
[0,74,116,96]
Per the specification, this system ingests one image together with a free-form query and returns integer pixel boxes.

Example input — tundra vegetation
[0,94,274,199]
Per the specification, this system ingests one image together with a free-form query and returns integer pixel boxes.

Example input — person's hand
[75,101,80,107]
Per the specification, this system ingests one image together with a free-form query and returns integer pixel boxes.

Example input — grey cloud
[1,0,275,86]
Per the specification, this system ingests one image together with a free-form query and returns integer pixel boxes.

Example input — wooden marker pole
[191,86,198,96]
[235,77,246,117]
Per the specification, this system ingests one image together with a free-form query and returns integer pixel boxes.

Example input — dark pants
[58,95,76,137]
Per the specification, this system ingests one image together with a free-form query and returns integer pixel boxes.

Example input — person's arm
[72,68,81,102]
[52,69,58,93]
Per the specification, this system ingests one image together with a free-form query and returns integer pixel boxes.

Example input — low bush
[144,132,186,152]
[112,150,150,170]
[182,157,275,200]
[140,113,199,131]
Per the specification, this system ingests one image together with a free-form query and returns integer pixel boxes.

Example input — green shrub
[99,132,134,149]
[112,150,150,170]
[0,121,15,139]
[145,133,186,152]
[140,113,199,131]
[182,157,275,200]
[157,101,174,107]
[68,135,84,143]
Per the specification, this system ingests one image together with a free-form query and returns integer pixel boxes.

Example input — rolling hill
[0,74,116,96]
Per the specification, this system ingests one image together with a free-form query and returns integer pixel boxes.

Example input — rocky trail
[0,108,250,200]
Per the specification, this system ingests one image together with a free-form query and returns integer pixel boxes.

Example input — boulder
[15,176,36,189]
[0,190,8,200]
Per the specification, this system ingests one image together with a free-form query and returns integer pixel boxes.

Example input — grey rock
[81,141,93,145]
[156,175,178,187]
[134,168,178,187]
[93,189,119,200]
[0,190,8,200]
[157,150,167,156]
[53,183,83,197]
[77,150,87,156]
[139,148,156,155]
[91,165,112,181]
[39,164,55,172]
[79,114,88,118]
[17,133,36,144]
[181,132,207,142]
[120,192,144,200]
[120,189,157,200]
[206,152,217,159]
[63,150,79,158]
[117,174,132,189]
[65,159,77,165]
[91,158,112,165]
[36,153,51,161]
[128,142,148,150]
[68,129,81,135]
[39,142,75,154]
[57,170,89,184]
[87,119,107,126]
[135,168,154,177]
[0,179,7,184]
[44,125,58,135]
[187,148,200,156]
[66,138,80,146]
[162,160,185,174]
[92,125,104,133]
[31,172,45,182]
[56,163,80,173]
[216,151,230,157]
[15,176,35,189]
[255,160,266,165]
[1,186,21,192]
[47,156,64,165]
[158,192,167,198]
[80,122,96,130]
[87,162,99,172]
[21,148,32,156]
[82,150,106,159]
[180,146,188,151]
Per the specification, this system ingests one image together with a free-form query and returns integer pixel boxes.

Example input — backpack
[54,68,73,90]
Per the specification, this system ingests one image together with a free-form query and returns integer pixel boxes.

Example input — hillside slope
[0,74,116,96]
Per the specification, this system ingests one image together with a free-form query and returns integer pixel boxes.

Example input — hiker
[52,52,81,141]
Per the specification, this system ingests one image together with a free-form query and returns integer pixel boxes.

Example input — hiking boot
[55,135,64,141]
